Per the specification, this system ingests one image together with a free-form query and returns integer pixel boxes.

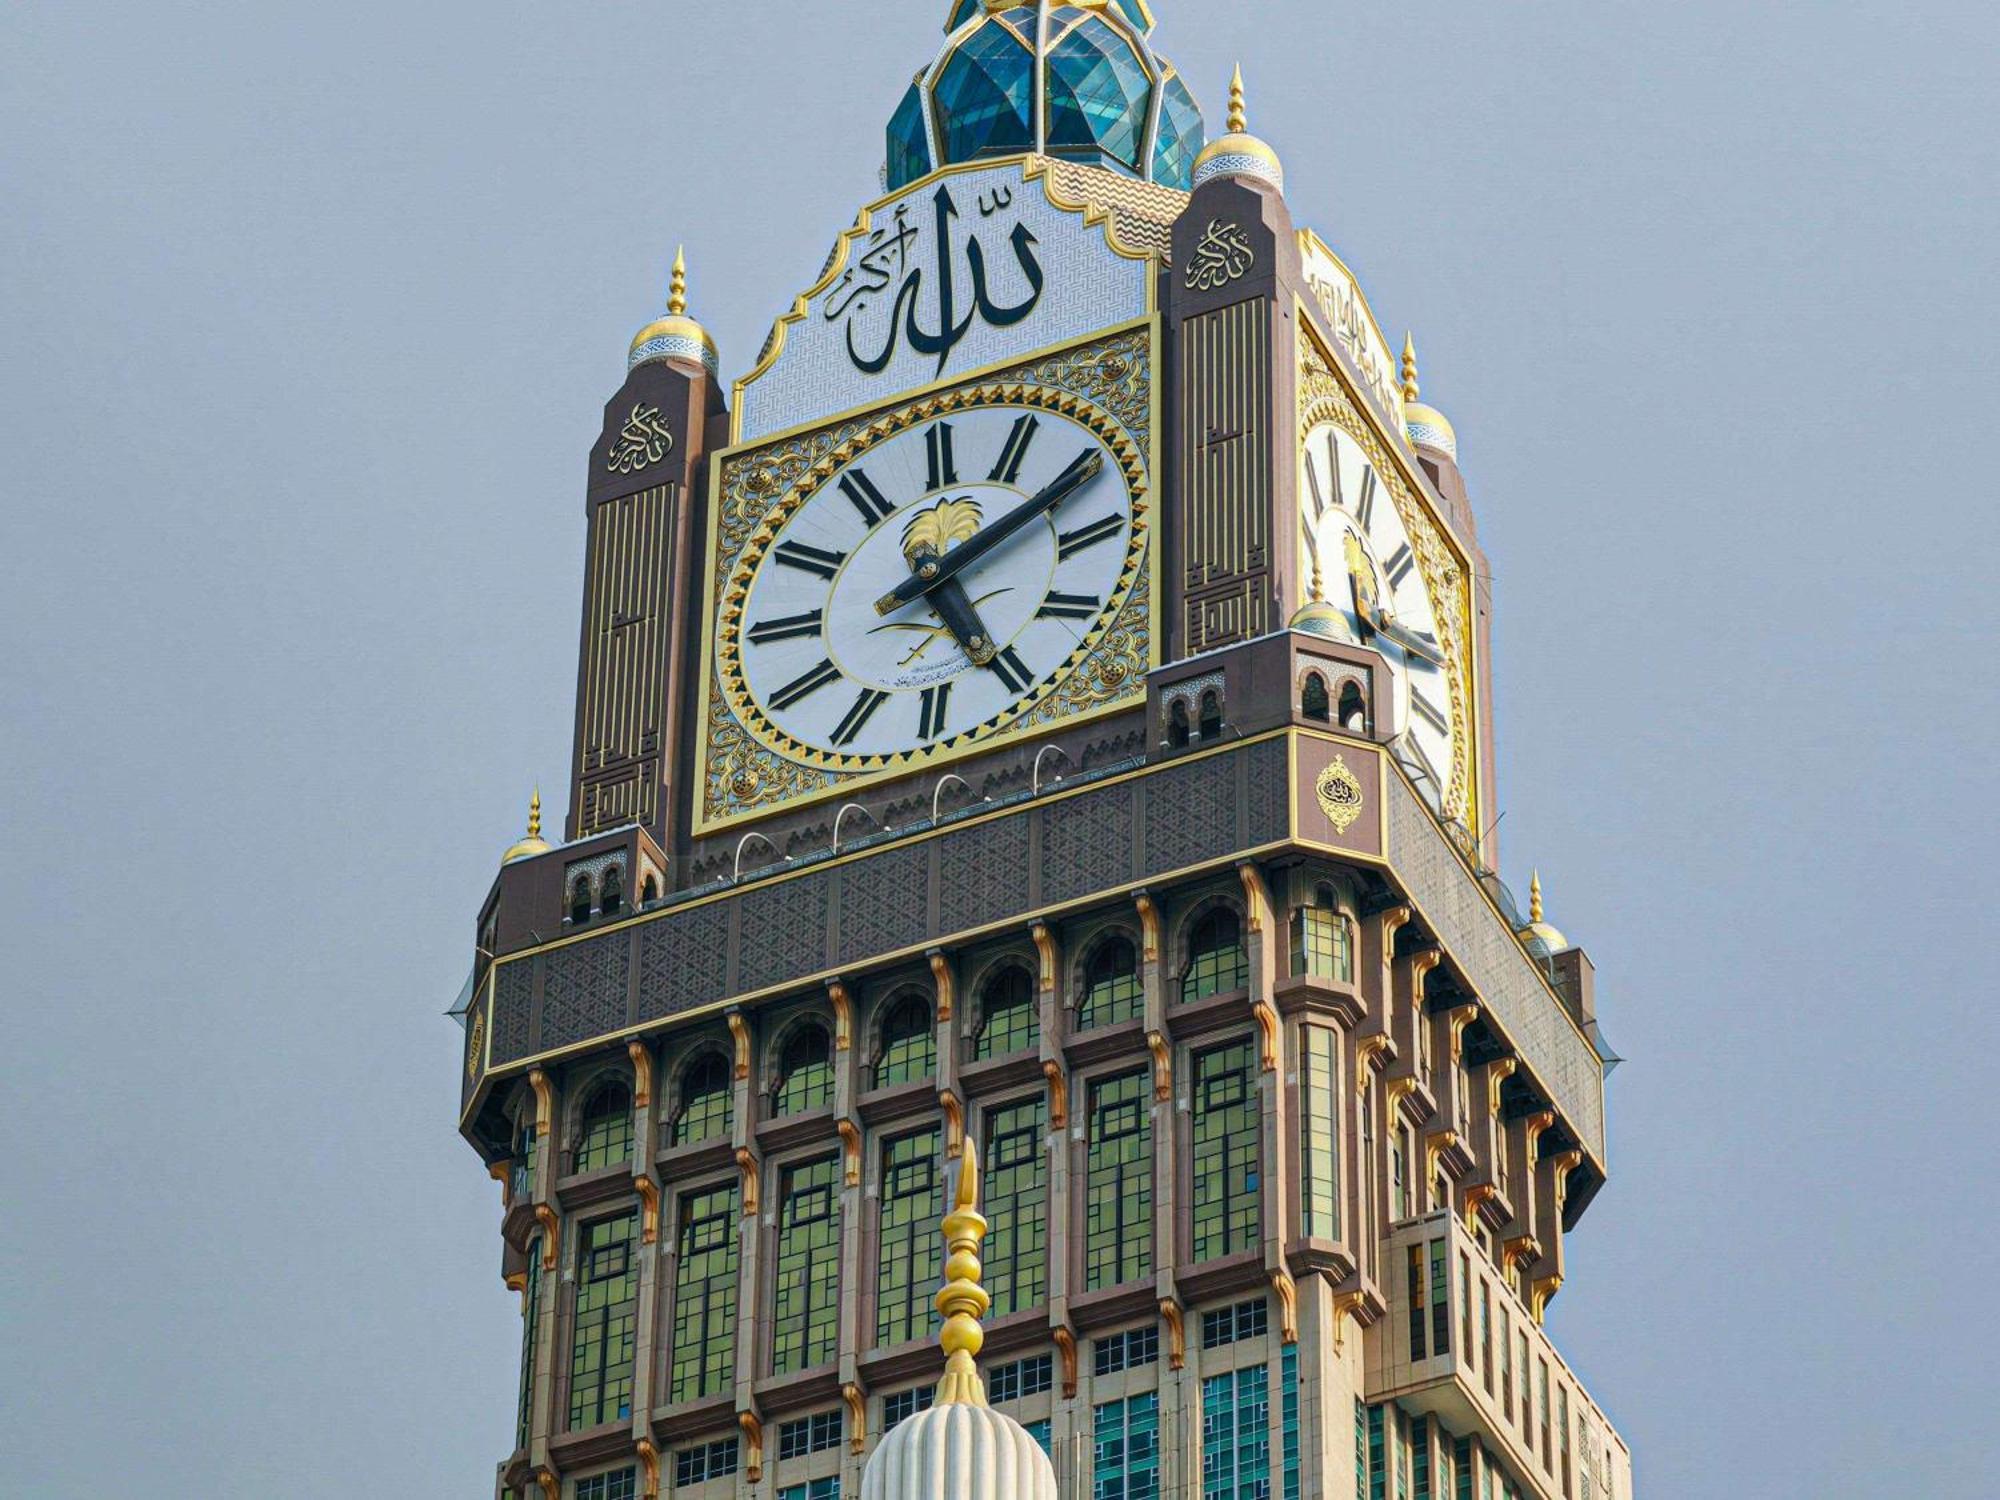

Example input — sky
[2,2,1995,1496]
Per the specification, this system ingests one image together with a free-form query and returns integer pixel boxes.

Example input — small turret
[500,789,551,865]
[628,246,718,376]
[1193,64,1284,191]
[1401,333,1459,461]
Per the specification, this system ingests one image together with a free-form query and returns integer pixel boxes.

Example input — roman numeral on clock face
[1384,542,1415,588]
[1356,467,1377,530]
[988,645,1033,694]
[925,422,958,490]
[770,658,842,711]
[1411,686,1449,735]
[1037,590,1100,620]
[1057,514,1122,561]
[917,682,951,740]
[837,468,895,525]
[773,541,847,580]
[747,609,823,644]
[988,413,1040,484]
[831,687,889,746]
[1400,731,1443,789]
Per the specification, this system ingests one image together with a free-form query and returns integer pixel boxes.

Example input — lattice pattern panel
[1041,783,1135,908]
[837,845,928,967]
[492,962,535,1066]
[640,899,730,1020]
[939,817,1029,936]
[541,935,631,1053]
[1145,757,1237,876]
[739,876,829,995]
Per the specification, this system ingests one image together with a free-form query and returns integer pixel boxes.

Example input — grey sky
[2,2,1993,1495]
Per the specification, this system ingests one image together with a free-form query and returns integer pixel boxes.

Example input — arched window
[1079,935,1142,1029]
[1301,672,1330,722]
[1338,681,1366,732]
[873,995,936,1088]
[639,874,659,905]
[669,1052,733,1146]
[574,1079,633,1173]
[1181,908,1247,1001]
[1289,883,1353,982]
[600,866,624,917]
[971,966,1038,1060]
[772,1025,834,1116]
[570,875,593,926]
[1198,689,1222,740]
[1168,699,1191,749]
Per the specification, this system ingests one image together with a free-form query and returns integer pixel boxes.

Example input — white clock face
[1299,421,1459,806]
[730,402,1140,761]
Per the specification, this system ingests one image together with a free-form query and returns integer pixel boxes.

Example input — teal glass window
[670,1051,732,1147]
[1181,909,1247,1001]
[774,1025,834,1116]
[573,1081,631,1173]
[876,1128,940,1346]
[973,966,1039,1058]
[773,1155,841,1373]
[1044,17,1152,170]
[1356,1399,1369,1500]
[1191,1039,1260,1261]
[777,1481,840,1500]
[1201,1366,1269,1500]
[1085,1069,1152,1289]
[1282,1344,1301,1500]
[874,995,935,1087]
[984,1096,1047,1315]
[1080,935,1143,1028]
[575,1468,636,1500]
[516,1238,540,1450]
[1094,1392,1160,1500]
[1150,68,1204,188]
[1026,1418,1052,1454]
[670,1183,738,1402]
[933,17,1035,166]
[886,78,932,190]
[568,1212,638,1429]
[1302,1026,1340,1240]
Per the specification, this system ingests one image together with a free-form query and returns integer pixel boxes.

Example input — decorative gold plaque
[1315,755,1365,834]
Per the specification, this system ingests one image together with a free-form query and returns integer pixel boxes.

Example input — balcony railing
[1372,1211,1632,1500]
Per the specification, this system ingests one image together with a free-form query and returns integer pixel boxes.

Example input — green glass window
[774,1025,834,1116]
[516,1238,541,1450]
[574,1082,632,1174]
[972,967,1039,1059]
[876,1128,940,1347]
[511,1116,539,1203]
[670,1052,732,1147]
[1302,1026,1340,1240]
[1080,935,1143,1029]
[983,1098,1046,1316]
[1094,1392,1160,1500]
[1368,1404,1386,1500]
[567,1212,637,1429]
[873,995,935,1088]
[1282,1344,1301,1500]
[1181,909,1247,1001]
[1201,1366,1270,1500]
[1431,1238,1451,1356]
[1191,1040,1260,1261]
[670,1183,738,1402]
[773,1155,841,1373]
[1291,887,1353,981]
[1409,1243,1429,1359]
[1084,1069,1152,1289]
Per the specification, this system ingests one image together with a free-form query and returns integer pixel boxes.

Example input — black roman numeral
[831,687,889,746]
[747,609,823,644]
[1037,590,1100,620]
[770,658,842,711]
[988,413,1040,484]
[773,541,847,580]
[1327,432,1345,513]
[1411,687,1449,735]
[989,646,1033,694]
[1356,467,1377,530]
[1304,448,1327,519]
[1057,514,1122,560]
[1400,731,1442,788]
[837,468,895,525]
[918,682,951,740]
[925,422,958,490]
[1384,543,1415,588]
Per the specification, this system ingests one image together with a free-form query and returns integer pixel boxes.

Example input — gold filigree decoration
[1315,755,1366,834]
[902,497,983,562]
[465,1010,484,1079]
[605,401,675,475]
[1303,269,1402,427]
[1184,218,1254,291]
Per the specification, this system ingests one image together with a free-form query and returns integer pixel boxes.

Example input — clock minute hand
[874,449,1104,615]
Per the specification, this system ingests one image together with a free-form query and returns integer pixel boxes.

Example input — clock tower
[457,6,1632,1500]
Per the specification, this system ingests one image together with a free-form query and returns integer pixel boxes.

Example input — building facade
[454,5,1633,1499]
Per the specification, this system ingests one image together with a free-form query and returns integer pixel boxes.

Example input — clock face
[1299,420,1462,811]
[722,398,1146,764]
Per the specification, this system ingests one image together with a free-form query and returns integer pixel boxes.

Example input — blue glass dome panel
[933,17,1036,166]
[1151,70,1204,190]
[1043,16,1152,171]
[886,80,933,190]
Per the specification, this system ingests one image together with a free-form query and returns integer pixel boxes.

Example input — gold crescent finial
[1227,63,1247,134]
[933,1134,990,1406]
[1401,333,1420,403]
[1530,870,1544,924]
[667,245,688,318]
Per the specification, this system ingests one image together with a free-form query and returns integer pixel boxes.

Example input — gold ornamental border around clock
[1295,312,1480,831]
[693,319,1162,834]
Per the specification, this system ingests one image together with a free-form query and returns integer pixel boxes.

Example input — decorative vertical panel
[576,482,673,838]
[1179,297,1272,651]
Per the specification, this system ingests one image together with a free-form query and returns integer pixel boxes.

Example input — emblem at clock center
[824,484,1057,693]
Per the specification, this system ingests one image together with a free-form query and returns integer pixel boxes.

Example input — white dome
[861,1401,1057,1500]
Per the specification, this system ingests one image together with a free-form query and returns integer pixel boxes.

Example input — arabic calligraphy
[827,184,1046,377]
[1184,219,1254,291]
[605,401,676,475]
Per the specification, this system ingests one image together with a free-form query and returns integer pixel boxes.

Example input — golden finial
[933,1136,991,1407]
[527,788,542,839]
[1401,333,1420,403]
[1309,549,1324,603]
[1530,870,1544,924]
[1227,63,1248,133]
[667,246,688,318]
[502,787,553,864]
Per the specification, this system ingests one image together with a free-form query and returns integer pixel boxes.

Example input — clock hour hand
[874,448,1103,615]
[1374,614,1445,666]
[922,568,998,665]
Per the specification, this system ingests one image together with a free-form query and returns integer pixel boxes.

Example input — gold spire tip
[1227,63,1247,133]
[527,788,542,839]
[933,1135,990,1406]
[667,245,688,317]
[1401,333,1420,403]
[1530,870,1544,924]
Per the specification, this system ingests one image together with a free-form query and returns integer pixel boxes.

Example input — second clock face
[726,399,1144,763]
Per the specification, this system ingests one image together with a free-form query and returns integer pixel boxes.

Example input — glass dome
[887,2,1205,192]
